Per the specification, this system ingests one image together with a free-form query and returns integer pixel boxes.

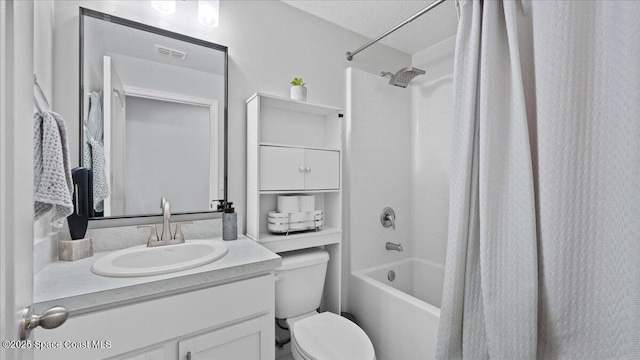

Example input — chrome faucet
[137,198,191,247]
[160,198,172,241]
[386,242,403,252]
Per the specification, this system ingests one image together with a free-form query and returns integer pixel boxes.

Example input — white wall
[108,53,224,100]
[124,97,211,215]
[410,36,456,266]
[83,18,106,121]
[33,0,58,273]
[52,0,411,231]
[346,68,413,272]
[108,53,225,129]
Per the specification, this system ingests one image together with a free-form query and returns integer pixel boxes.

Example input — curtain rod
[346,0,447,61]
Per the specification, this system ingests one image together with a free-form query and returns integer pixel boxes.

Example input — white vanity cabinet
[120,348,164,360]
[35,274,275,360]
[260,146,340,191]
[178,316,266,360]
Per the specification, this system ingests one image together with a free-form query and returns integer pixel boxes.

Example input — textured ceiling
[281,0,458,55]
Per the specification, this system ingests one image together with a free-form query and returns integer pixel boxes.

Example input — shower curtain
[436,1,640,359]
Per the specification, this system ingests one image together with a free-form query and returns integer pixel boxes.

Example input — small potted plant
[290,77,307,101]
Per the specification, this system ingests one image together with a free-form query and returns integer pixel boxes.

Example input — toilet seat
[290,312,375,360]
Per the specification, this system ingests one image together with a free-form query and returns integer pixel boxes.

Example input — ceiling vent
[155,45,187,61]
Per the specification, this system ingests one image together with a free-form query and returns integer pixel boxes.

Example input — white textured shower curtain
[436,1,640,359]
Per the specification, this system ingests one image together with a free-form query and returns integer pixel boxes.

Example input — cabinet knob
[186,351,192,360]
[306,167,311,173]
[299,166,305,172]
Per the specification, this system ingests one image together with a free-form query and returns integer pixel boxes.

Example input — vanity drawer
[35,274,274,360]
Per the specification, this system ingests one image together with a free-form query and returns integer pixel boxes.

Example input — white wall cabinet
[35,275,275,360]
[246,93,343,316]
[260,146,339,191]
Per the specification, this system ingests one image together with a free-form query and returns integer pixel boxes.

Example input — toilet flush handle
[275,273,285,282]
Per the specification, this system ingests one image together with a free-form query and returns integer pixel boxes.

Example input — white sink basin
[91,240,229,277]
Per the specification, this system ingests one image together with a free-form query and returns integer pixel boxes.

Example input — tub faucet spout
[386,242,403,252]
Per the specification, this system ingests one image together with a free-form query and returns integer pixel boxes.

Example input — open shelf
[259,142,341,152]
[249,93,342,150]
[257,227,341,242]
[252,228,342,253]
[247,92,342,116]
[259,189,340,195]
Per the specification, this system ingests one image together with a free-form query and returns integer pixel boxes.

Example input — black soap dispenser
[222,201,237,240]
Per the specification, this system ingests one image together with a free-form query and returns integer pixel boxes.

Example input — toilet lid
[292,312,375,360]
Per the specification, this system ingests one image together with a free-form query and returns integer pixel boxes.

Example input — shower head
[380,67,426,88]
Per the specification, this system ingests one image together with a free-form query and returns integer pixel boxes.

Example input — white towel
[86,91,103,142]
[83,138,110,211]
[83,91,109,212]
[33,110,74,227]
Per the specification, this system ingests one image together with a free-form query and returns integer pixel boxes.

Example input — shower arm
[346,0,447,61]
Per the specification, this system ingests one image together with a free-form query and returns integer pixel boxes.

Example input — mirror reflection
[81,11,226,219]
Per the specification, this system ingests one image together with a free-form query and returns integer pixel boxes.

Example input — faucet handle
[381,207,396,230]
[387,213,396,230]
[138,225,159,243]
[173,221,193,241]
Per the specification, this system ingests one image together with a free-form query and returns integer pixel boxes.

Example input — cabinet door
[260,146,305,191]
[304,149,340,190]
[178,317,270,360]
[119,348,164,360]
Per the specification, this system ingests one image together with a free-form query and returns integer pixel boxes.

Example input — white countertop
[34,236,281,315]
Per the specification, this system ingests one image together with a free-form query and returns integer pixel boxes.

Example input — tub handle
[381,207,396,230]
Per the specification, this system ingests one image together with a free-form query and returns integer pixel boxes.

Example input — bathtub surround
[345,68,413,273]
[437,1,640,359]
[344,31,457,360]
[410,36,455,267]
[345,34,455,282]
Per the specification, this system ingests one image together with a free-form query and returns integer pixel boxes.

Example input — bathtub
[350,258,444,360]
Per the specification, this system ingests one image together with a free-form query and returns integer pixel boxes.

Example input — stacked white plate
[267,210,324,234]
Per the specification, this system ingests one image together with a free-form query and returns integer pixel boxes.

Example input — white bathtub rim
[355,256,443,275]
[352,257,442,317]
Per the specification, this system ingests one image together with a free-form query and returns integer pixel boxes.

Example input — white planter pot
[290,86,307,101]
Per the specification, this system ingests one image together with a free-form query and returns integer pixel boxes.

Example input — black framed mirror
[79,8,227,222]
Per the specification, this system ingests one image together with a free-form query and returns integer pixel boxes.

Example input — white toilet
[275,248,376,360]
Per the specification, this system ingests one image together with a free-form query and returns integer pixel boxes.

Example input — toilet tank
[275,248,330,319]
